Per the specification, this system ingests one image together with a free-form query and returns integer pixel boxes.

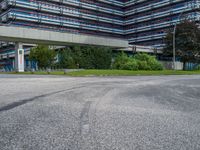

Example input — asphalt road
[0,74,200,150]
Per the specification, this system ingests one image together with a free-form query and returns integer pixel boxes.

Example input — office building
[0,0,199,70]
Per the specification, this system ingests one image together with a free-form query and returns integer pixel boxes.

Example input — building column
[15,42,24,72]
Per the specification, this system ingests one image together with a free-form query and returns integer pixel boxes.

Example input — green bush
[121,59,139,70]
[149,61,164,70]
[134,53,163,70]
[113,52,163,71]
[134,53,151,62]
[113,52,129,69]
[147,56,163,70]
[137,60,151,70]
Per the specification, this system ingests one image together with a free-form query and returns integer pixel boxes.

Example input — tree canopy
[57,45,112,69]
[29,45,56,69]
[164,20,200,69]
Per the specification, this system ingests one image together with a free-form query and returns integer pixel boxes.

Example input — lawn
[1,69,200,76]
[66,70,200,76]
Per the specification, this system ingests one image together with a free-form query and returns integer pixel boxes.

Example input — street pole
[173,11,184,70]
[173,24,176,70]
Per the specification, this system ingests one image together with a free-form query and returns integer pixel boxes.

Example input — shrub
[113,52,129,69]
[113,52,163,71]
[134,53,151,62]
[137,60,151,70]
[121,59,139,70]
[149,61,164,70]
[134,53,163,70]
[147,56,163,70]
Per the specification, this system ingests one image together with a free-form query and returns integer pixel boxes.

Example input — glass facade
[0,0,124,38]
[0,0,200,70]
[0,0,199,48]
[124,0,199,49]
[0,0,125,71]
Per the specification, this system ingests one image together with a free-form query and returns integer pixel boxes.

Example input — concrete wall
[160,61,183,70]
[0,26,128,48]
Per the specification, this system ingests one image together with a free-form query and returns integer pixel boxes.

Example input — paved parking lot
[0,74,200,150]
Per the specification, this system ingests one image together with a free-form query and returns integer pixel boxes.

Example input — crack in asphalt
[0,85,86,112]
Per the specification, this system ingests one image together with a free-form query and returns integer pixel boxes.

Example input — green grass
[1,69,200,76]
[0,71,65,75]
[66,69,200,76]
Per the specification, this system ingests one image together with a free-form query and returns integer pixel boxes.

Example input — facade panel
[1,0,199,48]
[124,0,199,49]
[0,0,124,37]
[0,0,200,70]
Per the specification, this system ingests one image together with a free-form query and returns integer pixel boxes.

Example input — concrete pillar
[15,42,24,72]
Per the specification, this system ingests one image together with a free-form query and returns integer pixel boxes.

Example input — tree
[57,45,112,69]
[29,45,56,69]
[71,45,83,68]
[58,47,76,69]
[93,46,112,69]
[164,20,200,70]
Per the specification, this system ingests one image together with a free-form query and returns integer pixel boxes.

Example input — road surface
[0,74,200,150]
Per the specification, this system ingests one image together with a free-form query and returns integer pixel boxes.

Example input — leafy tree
[58,48,76,69]
[29,45,56,69]
[164,20,200,70]
[71,45,83,68]
[57,45,112,69]
[93,46,112,69]
[80,46,95,69]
